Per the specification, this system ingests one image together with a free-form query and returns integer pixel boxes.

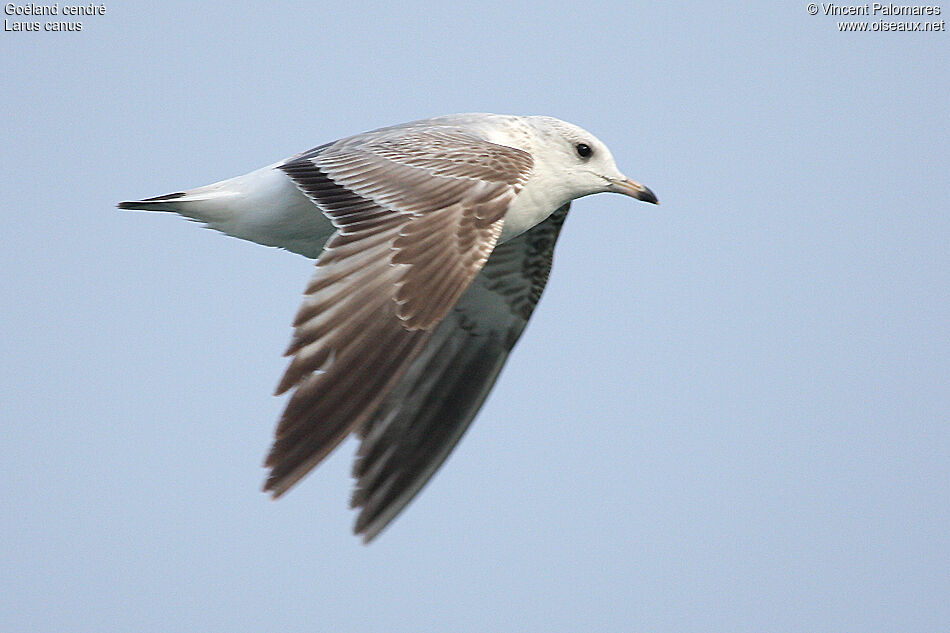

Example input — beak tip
[613,178,659,205]
[638,186,659,205]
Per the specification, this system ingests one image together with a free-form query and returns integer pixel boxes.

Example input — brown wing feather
[263,129,533,498]
[348,204,571,541]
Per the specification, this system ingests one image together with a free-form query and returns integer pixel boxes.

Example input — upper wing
[263,128,534,498]
[349,204,571,542]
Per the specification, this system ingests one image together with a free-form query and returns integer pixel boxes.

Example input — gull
[119,113,658,542]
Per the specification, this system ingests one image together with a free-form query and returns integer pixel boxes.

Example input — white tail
[118,166,334,258]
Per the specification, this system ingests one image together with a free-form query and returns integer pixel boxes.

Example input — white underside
[498,176,571,242]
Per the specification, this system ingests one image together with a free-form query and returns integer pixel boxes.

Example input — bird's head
[525,116,658,206]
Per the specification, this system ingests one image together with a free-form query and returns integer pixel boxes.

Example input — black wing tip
[262,483,284,499]
[142,191,187,202]
[117,192,187,209]
[262,469,291,499]
[357,529,377,545]
[354,516,382,544]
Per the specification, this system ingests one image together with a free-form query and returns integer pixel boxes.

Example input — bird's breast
[499,175,571,243]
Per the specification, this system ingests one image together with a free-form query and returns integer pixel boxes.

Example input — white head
[522,115,658,206]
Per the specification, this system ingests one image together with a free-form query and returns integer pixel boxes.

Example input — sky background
[1,2,948,632]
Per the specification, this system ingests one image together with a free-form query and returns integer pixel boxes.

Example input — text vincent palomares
[819,3,941,15]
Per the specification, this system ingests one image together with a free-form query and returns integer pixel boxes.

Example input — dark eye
[575,143,592,158]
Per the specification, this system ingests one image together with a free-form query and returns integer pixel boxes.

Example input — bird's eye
[575,143,592,158]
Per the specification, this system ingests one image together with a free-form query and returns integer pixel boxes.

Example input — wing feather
[263,128,534,498]
[349,204,571,541]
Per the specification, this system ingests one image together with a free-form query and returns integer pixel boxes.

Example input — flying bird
[119,113,658,542]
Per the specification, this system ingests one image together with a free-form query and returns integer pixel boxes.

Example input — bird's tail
[117,184,240,225]
[117,167,334,258]
[117,191,188,212]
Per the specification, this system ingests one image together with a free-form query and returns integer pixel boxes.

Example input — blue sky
[1,2,947,631]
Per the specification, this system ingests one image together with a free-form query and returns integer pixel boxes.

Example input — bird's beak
[609,177,659,204]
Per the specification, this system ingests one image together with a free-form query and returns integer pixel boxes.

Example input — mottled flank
[481,203,569,322]
[348,204,571,541]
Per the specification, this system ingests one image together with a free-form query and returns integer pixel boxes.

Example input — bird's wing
[264,128,534,497]
[349,203,571,542]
